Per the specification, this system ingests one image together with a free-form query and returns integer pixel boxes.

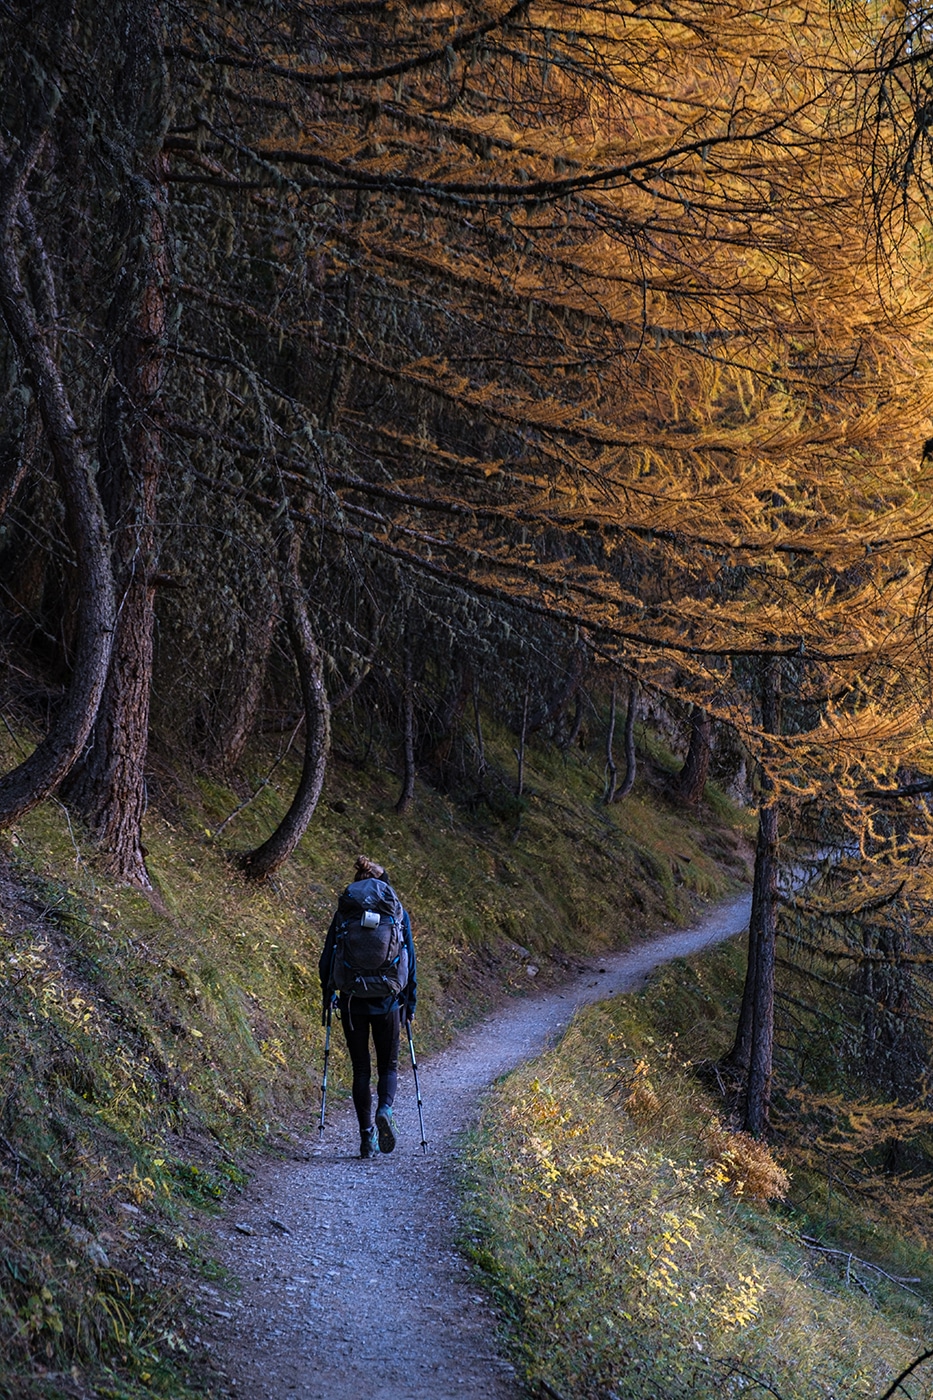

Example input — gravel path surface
[200,895,751,1400]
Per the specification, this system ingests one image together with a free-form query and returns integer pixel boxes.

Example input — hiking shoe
[359,1126,379,1159]
[375,1104,398,1154]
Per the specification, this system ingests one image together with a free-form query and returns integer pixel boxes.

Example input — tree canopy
[3,0,933,1130]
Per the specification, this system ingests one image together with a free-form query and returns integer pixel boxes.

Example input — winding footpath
[199,895,752,1399]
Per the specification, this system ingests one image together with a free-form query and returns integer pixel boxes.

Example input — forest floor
[196,894,752,1400]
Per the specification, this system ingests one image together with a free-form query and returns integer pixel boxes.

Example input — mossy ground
[0,714,749,1398]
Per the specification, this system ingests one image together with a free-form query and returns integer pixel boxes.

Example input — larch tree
[61,0,171,887]
[156,0,932,889]
[0,0,117,825]
[2,0,932,1037]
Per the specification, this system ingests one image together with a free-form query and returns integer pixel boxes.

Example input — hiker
[319,855,417,1159]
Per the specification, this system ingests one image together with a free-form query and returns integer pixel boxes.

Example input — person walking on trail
[319,855,417,1159]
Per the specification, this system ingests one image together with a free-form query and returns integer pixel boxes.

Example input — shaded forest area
[6,0,933,1267]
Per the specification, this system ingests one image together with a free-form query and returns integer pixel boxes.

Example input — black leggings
[339,1001,399,1130]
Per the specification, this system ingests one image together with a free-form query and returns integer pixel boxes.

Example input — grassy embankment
[0,716,748,1399]
[463,943,933,1399]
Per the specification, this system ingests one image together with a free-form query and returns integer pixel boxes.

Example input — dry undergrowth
[703,1125,789,1203]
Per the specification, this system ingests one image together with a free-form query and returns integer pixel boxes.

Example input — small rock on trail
[201,896,751,1399]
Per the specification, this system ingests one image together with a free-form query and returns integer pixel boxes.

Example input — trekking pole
[319,995,336,1137]
[405,1019,427,1153]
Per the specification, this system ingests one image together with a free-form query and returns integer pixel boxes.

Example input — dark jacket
[319,893,417,1021]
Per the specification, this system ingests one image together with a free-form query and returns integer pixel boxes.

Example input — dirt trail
[199,895,751,1400]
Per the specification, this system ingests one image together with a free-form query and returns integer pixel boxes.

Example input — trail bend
[201,894,751,1399]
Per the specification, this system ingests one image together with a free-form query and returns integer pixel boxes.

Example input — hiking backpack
[328,877,409,999]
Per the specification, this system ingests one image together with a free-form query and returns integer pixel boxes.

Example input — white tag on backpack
[360,910,380,929]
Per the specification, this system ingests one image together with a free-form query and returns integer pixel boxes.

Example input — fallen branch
[799,1235,921,1292]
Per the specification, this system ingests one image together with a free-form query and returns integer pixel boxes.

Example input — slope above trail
[200,895,752,1400]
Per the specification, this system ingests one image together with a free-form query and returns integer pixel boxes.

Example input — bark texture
[0,21,117,823]
[0,389,37,522]
[65,0,169,885]
[675,705,711,806]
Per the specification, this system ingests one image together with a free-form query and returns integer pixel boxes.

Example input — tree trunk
[617,681,638,800]
[0,35,117,823]
[0,391,37,522]
[241,530,332,882]
[744,798,779,1136]
[515,685,530,797]
[64,0,169,885]
[473,678,486,778]
[603,680,618,803]
[727,657,781,1135]
[723,836,763,1074]
[562,689,585,751]
[675,705,711,806]
[395,636,416,815]
[606,679,638,803]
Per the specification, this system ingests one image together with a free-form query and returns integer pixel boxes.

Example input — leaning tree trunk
[241,529,332,882]
[675,705,711,807]
[0,32,117,823]
[64,0,169,885]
